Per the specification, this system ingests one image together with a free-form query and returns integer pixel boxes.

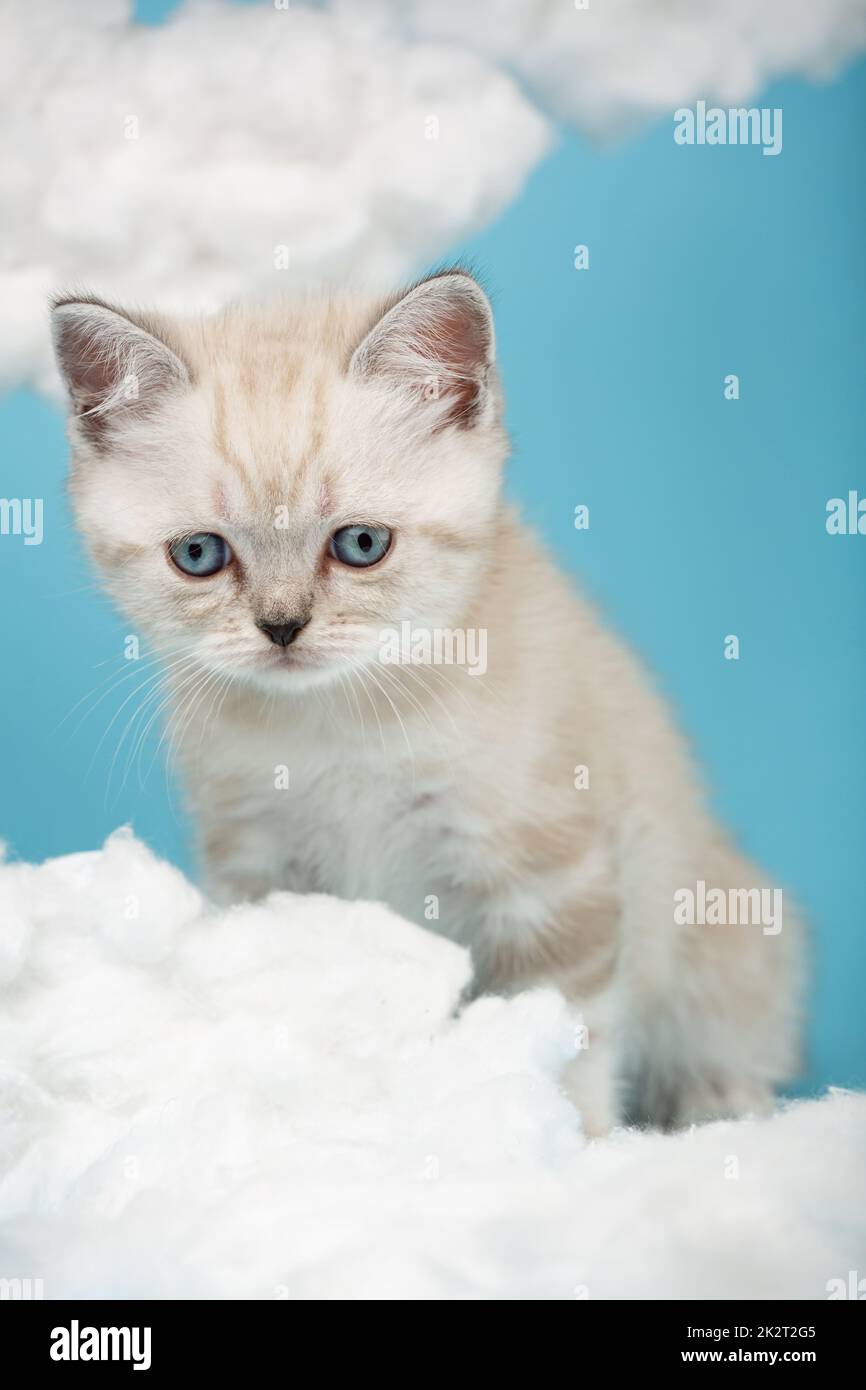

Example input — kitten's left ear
[349,271,495,429]
[51,294,191,446]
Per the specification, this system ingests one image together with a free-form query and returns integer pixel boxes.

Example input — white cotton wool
[9,0,866,402]
[0,0,550,399]
[360,0,866,136]
[0,903,31,985]
[0,832,865,1298]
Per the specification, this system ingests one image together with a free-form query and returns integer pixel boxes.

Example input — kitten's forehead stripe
[318,478,335,518]
[275,370,333,514]
[239,346,261,398]
[210,379,258,503]
[307,372,328,460]
[282,448,309,515]
[282,350,304,396]
[211,377,229,460]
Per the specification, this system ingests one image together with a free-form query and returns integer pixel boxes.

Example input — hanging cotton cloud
[0,830,864,1299]
[6,0,866,401]
[0,0,549,398]
[353,0,866,136]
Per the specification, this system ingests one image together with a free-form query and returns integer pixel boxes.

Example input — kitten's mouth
[258,646,337,676]
[231,639,370,687]
[241,644,354,693]
[264,648,321,669]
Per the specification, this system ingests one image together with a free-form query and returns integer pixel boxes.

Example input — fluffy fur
[52,272,803,1134]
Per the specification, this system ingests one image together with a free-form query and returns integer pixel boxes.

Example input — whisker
[363,662,416,783]
[107,658,204,802]
[353,667,387,763]
[55,642,190,737]
[88,652,201,785]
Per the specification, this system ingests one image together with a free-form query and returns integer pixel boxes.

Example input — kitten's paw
[672,1078,775,1128]
[561,1049,620,1139]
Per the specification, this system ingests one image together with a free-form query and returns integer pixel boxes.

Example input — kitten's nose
[257,617,308,648]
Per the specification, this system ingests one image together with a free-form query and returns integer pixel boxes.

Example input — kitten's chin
[240,651,352,695]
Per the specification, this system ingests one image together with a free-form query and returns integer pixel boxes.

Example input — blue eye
[169,532,232,577]
[329,524,391,568]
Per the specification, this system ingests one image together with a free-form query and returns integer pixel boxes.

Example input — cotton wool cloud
[0,0,549,398]
[357,0,866,136]
[6,0,866,403]
[0,831,864,1300]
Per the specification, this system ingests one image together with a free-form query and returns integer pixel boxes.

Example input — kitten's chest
[201,718,490,935]
[287,751,459,914]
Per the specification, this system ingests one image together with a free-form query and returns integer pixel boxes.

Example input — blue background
[1,0,864,1095]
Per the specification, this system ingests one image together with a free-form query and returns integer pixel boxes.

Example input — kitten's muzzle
[257,617,309,648]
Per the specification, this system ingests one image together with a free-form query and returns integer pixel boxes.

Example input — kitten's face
[53,275,507,693]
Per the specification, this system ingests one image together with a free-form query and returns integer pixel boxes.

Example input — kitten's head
[51,271,507,692]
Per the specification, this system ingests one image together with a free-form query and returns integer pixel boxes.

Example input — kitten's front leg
[560,986,623,1138]
[562,1038,619,1139]
[199,819,312,906]
[205,864,279,906]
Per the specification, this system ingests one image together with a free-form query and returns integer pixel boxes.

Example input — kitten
[52,271,803,1134]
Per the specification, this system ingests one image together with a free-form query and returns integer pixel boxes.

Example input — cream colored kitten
[52,272,802,1134]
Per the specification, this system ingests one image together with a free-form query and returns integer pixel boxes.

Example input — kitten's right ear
[51,295,190,445]
[349,271,495,430]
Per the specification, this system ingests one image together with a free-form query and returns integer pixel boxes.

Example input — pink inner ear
[352,274,494,430]
[434,299,490,376]
[423,308,485,425]
[52,301,189,448]
[54,315,121,411]
[423,299,490,426]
